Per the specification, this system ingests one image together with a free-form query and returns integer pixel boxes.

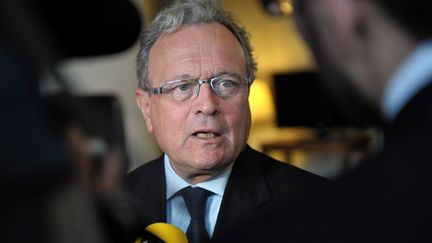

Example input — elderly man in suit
[126,0,326,242]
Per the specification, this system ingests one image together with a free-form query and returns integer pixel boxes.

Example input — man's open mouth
[193,132,220,138]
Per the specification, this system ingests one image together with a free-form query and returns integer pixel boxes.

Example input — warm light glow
[223,0,315,78]
[280,1,294,16]
[249,79,275,124]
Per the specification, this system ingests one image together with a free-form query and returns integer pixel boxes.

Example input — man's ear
[136,88,154,133]
[321,0,369,54]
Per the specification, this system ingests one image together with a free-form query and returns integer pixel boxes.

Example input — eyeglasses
[146,74,251,102]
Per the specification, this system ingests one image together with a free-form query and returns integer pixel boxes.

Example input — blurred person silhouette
[228,0,432,242]
[126,0,328,242]
[0,0,148,242]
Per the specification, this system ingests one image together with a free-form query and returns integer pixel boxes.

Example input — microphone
[134,223,188,243]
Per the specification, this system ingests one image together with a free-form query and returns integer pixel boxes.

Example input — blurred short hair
[374,0,432,40]
[293,0,432,40]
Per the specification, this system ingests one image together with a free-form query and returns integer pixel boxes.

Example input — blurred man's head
[135,0,256,184]
[293,0,432,119]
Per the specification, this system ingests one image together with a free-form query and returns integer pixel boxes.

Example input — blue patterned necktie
[180,187,211,243]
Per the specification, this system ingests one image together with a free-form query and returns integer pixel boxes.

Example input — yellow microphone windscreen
[135,222,188,243]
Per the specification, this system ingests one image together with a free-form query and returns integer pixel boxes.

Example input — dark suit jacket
[126,145,327,241]
[239,82,432,242]
[331,81,432,242]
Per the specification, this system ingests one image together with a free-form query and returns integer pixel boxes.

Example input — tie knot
[179,187,211,219]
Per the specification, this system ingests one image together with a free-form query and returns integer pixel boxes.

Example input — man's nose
[193,83,219,115]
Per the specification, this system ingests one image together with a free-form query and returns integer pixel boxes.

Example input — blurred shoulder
[125,156,164,188]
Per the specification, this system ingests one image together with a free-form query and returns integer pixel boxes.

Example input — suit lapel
[132,156,167,225]
[212,146,272,240]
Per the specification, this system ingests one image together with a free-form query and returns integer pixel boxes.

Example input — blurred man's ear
[136,89,154,133]
[319,0,370,55]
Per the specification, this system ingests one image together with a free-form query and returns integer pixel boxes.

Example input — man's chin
[321,69,384,127]
[192,158,231,170]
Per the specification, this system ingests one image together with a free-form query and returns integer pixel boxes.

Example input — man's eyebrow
[169,71,242,81]
[170,74,196,80]
[211,71,242,78]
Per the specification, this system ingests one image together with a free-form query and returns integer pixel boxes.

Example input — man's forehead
[152,23,240,51]
[148,23,247,82]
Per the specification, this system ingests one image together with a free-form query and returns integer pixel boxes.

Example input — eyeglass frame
[143,73,252,101]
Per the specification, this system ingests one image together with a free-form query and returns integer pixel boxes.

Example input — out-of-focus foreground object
[0,0,144,242]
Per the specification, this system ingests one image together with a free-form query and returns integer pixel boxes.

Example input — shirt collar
[383,40,432,120]
[164,154,233,199]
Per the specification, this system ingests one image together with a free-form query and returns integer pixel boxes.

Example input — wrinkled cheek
[227,124,249,157]
[152,122,182,155]
[238,107,252,142]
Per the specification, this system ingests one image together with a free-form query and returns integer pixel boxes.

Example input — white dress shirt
[164,154,233,237]
[383,40,432,121]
